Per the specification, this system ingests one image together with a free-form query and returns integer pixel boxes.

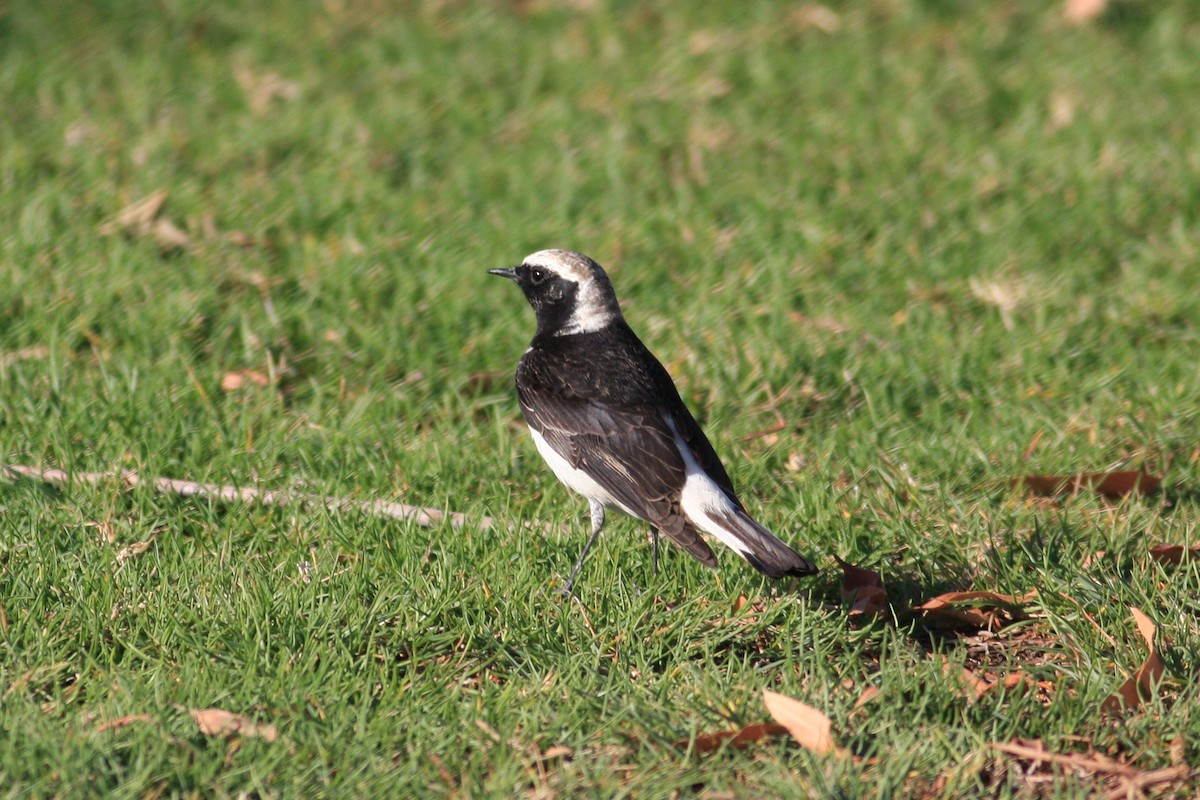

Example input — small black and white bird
[490,249,817,593]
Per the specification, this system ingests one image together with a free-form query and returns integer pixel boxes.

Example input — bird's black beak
[488,267,519,281]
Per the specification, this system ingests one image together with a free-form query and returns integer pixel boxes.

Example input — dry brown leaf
[1149,544,1200,565]
[220,370,271,391]
[190,708,277,742]
[1015,470,1161,499]
[537,745,573,762]
[945,660,993,700]
[1022,429,1045,461]
[97,190,189,250]
[0,346,50,368]
[851,685,880,711]
[787,5,841,34]
[732,593,749,614]
[95,713,154,733]
[762,690,843,757]
[1064,0,1108,25]
[677,723,790,754]
[969,277,1024,331]
[97,190,168,235]
[993,738,1190,797]
[115,541,151,563]
[1048,91,1078,132]
[834,556,887,618]
[1101,607,1166,714]
[914,591,1035,631]
[949,663,1054,703]
[235,65,300,116]
[988,672,1054,697]
[151,218,190,250]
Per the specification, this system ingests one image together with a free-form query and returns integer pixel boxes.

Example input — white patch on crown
[523,249,619,335]
[523,250,595,283]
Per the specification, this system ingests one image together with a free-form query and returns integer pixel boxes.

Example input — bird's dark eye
[529,268,548,285]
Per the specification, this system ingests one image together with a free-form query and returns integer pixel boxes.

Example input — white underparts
[529,427,638,517]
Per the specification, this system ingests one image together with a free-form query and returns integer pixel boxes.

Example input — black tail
[713,509,818,578]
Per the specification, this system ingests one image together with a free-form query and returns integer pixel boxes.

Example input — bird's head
[489,249,623,336]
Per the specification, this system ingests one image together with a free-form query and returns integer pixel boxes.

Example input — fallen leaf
[227,231,265,248]
[1047,91,1078,132]
[115,541,151,563]
[0,346,51,368]
[475,718,502,742]
[677,723,790,754]
[762,690,843,756]
[235,65,301,116]
[1101,607,1166,714]
[537,745,574,762]
[969,277,1024,331]
[993,739,1190,797]
[97,190,168,235]
[944,659,993,700]
[787,5,841,34]
[995,672,1056,700]
[1064,0,1107,25]
[95,713,154,732]
[97,190,189,251]
[914,591,1036,631]
[1149,544,1200,565]
[834,556,887,618]
[728,593,751,615]
[947,662,1054,703]
[150,217,190,250]
[1015,470,1161,499]
[190,708,277,742]
[851,685,880,711]
[741,419,787,442]
[1022,429,1045,461]
[221,370,271,391]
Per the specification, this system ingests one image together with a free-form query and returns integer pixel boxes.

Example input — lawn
[2,0,1198,796]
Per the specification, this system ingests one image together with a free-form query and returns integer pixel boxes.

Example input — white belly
[528,427,638,516]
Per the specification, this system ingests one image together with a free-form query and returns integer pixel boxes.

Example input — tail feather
[658,518,719,568]
[709,509,818,578]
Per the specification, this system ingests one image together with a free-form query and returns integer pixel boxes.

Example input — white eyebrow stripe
[523,250,594,283]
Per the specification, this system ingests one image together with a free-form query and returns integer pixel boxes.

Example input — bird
[490,249,817,594]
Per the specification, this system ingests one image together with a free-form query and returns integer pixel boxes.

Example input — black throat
[522,277,579,337]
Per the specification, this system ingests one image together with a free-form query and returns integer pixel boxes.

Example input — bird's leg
[648,528,660,576]
[562,500,606,596]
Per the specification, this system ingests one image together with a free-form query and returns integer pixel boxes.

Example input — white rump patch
[667,418,752,558]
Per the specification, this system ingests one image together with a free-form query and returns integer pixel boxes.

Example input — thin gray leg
[648,528,660,576]
[562,500,606,596]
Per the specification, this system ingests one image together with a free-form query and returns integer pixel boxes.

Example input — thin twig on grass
[2,464,494,530]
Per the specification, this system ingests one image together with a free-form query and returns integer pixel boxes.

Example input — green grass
[2,0,1199,796]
